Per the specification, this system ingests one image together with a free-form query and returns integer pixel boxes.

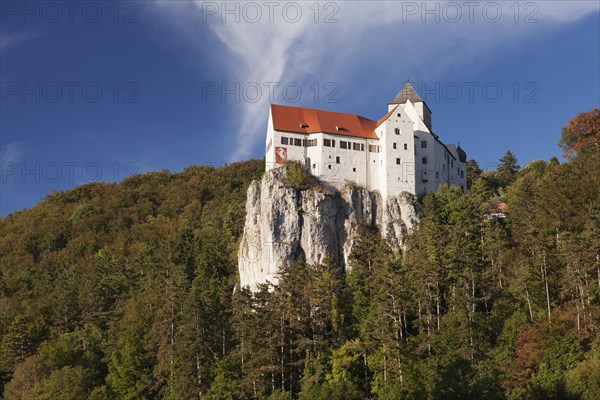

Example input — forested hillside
[1,110,599,399]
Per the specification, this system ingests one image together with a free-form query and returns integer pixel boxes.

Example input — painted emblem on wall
[275,147,287,164]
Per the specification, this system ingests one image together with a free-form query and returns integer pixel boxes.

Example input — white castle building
[265,82,467,198]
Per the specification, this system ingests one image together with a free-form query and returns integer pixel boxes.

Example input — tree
[559,108,600,159]
[2,355,49,400]
[25,366,94,400]
[497,151,520,187]
[466,159,483,189]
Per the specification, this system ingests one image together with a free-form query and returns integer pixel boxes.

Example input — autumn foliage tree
[558,108,600,159]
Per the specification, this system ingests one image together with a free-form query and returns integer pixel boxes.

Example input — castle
[265,82,467,198]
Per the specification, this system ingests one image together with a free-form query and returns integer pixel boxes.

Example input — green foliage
[0,160,264,399]
[25,366,94,400]
[298,380,362,400]
[565,338,600,400]
[285,162,312,190]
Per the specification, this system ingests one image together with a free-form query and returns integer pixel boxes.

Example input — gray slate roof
[389,82,424,104]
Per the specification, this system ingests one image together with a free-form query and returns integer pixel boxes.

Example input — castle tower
[388,82,432,131]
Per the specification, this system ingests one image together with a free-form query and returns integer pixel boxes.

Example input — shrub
[286,162,312,190]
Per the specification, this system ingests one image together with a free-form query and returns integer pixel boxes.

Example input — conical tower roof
[457,145,467,162]
[389,82,424,104]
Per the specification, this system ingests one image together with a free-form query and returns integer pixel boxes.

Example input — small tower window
[393,143,397,149]
[336,156,340,164]
[352,167,356,172]
[396,158,401,165]
[422,157,428,164]
[421,140,427,148]
[395,128,400,135]
[404,143,408,150]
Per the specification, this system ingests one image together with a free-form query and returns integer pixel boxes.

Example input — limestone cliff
[237,166,419,291]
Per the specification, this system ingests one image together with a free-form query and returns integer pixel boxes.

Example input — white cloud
[0,31,36,53]
[0,141,24,164]
[156,1,599,161]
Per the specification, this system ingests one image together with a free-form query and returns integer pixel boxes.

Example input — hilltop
[1,109,599,399]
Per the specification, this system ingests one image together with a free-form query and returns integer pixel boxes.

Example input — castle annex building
[265,82,467,198]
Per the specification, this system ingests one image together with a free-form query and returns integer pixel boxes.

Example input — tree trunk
[542,253,552,325]
[525,285,534,322]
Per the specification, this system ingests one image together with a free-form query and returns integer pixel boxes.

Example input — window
[393,143,397,149]
[336,156,340,164]
[294,138,302,146]
[352,167,356,172]
[395,128,400,135]
[397,113,401,117]
[281,137,288,145]
[306,139,317,147]
[324,138,334,147]
[353,142,362,151]
[328,165,332,169]
[421,140,427,148]
[368,144,380,153]
[404,143,408,150]
[396,158,401,165]
[340,141,349,150]
[422,157,428,164]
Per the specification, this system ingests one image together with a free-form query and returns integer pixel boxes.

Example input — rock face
[238,167,419,291]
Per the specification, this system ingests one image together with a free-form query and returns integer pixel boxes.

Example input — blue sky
[1,1,599,215]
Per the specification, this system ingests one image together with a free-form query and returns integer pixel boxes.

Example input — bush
[286,162,312,190]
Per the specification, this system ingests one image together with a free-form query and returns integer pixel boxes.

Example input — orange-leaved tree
[558,108,600,159]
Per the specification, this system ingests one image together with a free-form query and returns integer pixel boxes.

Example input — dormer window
[300,123,309,128]
[336,125,347,131]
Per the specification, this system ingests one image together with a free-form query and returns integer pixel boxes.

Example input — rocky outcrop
[237,167,419,291]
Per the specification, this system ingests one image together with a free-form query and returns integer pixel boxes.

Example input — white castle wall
[266,99,467,197]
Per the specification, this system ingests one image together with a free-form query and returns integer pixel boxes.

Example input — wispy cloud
[157,1,599,161]
[0,30,37,53]
[0,141,24,164]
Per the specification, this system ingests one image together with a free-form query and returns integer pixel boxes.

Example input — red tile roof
[271,104,398,140]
